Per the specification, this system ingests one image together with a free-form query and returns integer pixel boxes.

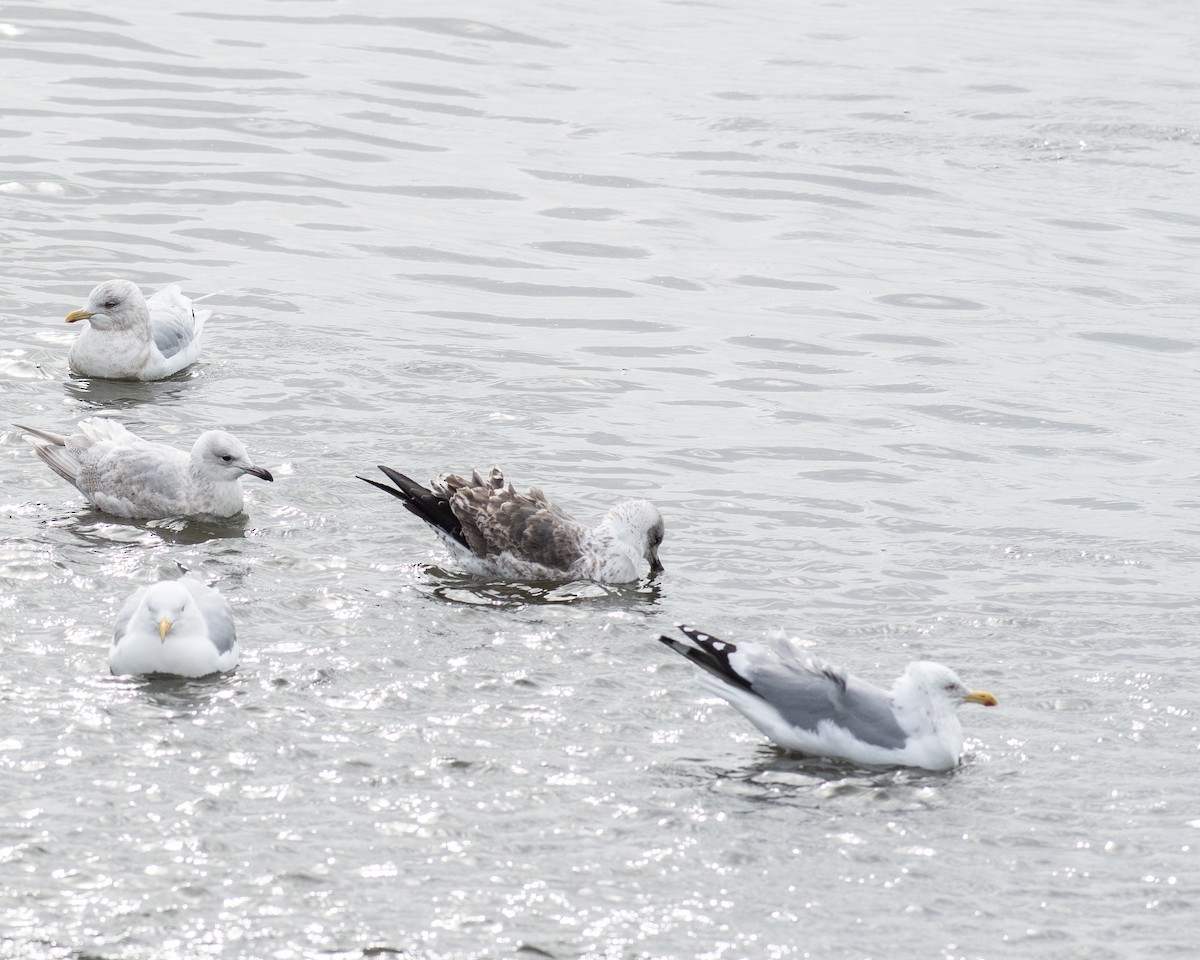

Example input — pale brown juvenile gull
[66,279,210,380]
[358,464,665,583]
[110,577,238,678]
[14,417,273,519]
[658,625,997,771]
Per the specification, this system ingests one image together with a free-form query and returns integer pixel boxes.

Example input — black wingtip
[357,473,402,497]
[656,623,755,693]
[657,624,700,653]
[676,624,723,647]
[357,465,424,503]
[358,463,468,548]
[376,464,422,491]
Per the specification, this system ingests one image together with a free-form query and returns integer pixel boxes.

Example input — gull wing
[359,465,468,548]
[181,578,237,656]
[13,422,79,485]
[443,468,589,572]
[147,285,206,360]
[747,654,908,750]
[76,441,189,516]
[112,584,148,645]
[660,626,909,750]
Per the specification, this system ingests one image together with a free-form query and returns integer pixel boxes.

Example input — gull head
[66,279,148,331]
[900,661,998,711]
[606,499,665,575]
[142,580,193,644]
[191,430,274,483]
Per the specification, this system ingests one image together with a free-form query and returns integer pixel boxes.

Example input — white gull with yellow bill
[658,625,997,771]
[110,577,239,678]
[66,278,209,380]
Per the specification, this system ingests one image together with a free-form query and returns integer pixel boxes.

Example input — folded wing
[444,468,590,573]
[660,625,909,750]
[182,578,237,656]
[147,285,207,361]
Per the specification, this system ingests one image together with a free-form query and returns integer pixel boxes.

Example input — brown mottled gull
[14,418,273,519]
[658,625,997,771]
[66,279,209,380]
[358,464,665,584]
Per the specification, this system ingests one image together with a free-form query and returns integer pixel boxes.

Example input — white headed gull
[66,278,210,380]
[14,417,272,519]
[110,577,238,677]
[658,625,997,771]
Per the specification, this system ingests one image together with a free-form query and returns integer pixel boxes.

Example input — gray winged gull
[14,417,273,519]
[110,576,238,677]
[65,279,210,380]
[358,464,665,583]
[658,625,997,771]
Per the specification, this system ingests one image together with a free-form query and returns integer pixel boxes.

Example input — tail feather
[74,417,134,445]
[184,286,221,334]
[358,464,467,548]
[656,624,755,694]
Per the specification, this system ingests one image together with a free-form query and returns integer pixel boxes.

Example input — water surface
[2,1,1198,957]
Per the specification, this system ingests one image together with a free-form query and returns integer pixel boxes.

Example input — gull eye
[944,683,957,692]
[221,455,233,462]
[103,300,119,309]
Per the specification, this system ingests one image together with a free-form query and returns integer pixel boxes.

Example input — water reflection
[62,367,205,410]
[105,670,239,717]
[58,511,255,548]
[671,749,957,810]
[743,749,956,786]
[420,566,664,607]
[146,514,255,546]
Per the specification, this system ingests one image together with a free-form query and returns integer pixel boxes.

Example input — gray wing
[181,578,236,655]
[112,585,148,643]
[749,660,909,749]
[77,443,188,515]
[14,423,80,486]
[146,285,202,359]
[443,468,590,571]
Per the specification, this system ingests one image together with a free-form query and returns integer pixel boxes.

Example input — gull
[358,464,665,583]
[14,417,273,519]
[110,577,238,677]
[658,625,997,771]
[65,279,210,380]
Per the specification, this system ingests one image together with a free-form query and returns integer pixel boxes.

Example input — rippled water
[3,1,1198,957]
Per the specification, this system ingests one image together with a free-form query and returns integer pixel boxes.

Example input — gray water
[2,1,1198,958]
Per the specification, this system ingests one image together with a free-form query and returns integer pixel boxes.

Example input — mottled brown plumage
[358,464,664,583]
[442,468,588,572]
